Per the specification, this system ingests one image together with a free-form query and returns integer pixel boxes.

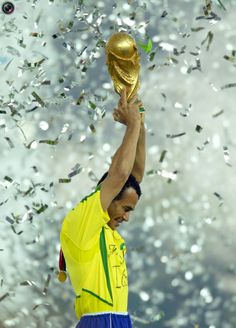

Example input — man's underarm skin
[109,124,140,177]
[131,123,146,183]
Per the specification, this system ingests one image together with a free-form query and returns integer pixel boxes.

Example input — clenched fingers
[120,87,127,106]
[129,94,138,104]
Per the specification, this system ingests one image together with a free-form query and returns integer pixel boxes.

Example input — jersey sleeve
[60,185,110,252]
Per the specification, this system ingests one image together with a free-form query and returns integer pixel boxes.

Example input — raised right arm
[100,87,141,212]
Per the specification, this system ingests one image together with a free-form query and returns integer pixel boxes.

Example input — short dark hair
[96,171,142,202]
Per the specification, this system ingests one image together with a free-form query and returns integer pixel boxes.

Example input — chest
[105,229,128,289]
[105,228,127,266]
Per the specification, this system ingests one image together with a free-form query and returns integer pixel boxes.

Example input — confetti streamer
[42,274,51,295]
[5,216,15,225]
[173,45,186,56]
[24,140,38,149]
[148,64,156,71]
[89,123,96,133]
[213,192,224,206]
[201,31,214,51]
[191,27,205,32]
[39,138,59,145]
[166,132,186,138]
[0,292,10,302]
[33,303,51,310]
[17,125,27,142]
[4,59,14,71]
[161,93,167,100]
[0,199,8,206]
[25,235,40,245]
[159,150,167,163]
[197,138,210,151]
[223,146,232,167]
[212,109,224,117]
[161,10,168,18]
[31,91,46,107]
[217,0,226,11]
[88,169,97,182]
[4,137,14,148]
[59,178,71,183]
[20,280,37,287]
[11,226,23,235]
[187,58,202,73]
[223,51,236,63]
[196,125,203,133]
[76,92,86,105]
[26,106,39,113]
[3,176,13,185]
[32,203,48,214]
[6,46,20,57]
[204,0,212,16]
[180,104,192,117]
[196,11,221,22]
[169,57,178,64]
[221,83,236,90]
[146,169,178,181]
[32,166,39,173]
[68,163,83,178]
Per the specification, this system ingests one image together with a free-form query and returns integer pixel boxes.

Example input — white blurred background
[0,0,236,327]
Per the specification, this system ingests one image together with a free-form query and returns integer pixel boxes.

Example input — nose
[122,212,130,222]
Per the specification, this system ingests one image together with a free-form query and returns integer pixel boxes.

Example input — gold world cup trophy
[105,32,145,113]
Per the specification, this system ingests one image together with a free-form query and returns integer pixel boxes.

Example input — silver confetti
[197,137,210,151]
[223,146,232,166]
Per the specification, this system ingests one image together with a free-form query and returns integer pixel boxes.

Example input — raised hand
[112,87,143,126]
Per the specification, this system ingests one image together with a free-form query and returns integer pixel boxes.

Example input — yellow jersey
[60,185,129,320]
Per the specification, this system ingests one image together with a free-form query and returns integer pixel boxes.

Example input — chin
[108,222,116,230]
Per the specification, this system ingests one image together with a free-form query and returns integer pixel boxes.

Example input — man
[59,87,146,328]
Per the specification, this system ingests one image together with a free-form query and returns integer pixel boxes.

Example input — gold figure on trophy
[105,32,145,112]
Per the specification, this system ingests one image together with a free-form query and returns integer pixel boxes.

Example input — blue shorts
[76,312,132,328]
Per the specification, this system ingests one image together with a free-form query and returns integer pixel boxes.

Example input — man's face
[107,187,139,230]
